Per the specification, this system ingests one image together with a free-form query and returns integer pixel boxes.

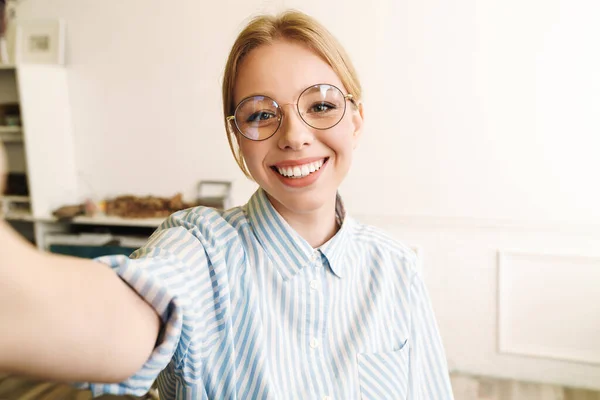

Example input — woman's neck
[268,194,339,248]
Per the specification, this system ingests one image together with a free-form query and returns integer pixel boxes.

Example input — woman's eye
[247,111,276,123]
[309,102,335,113]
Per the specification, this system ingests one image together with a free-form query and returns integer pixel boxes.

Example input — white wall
[15,0,600,225]
[284,0,600,226]
[14,0,280,203]
[16,0,600,389]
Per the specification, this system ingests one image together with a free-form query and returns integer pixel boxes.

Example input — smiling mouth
[271,158,328,179]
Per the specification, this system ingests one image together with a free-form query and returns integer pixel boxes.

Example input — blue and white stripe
[76,188,454,399]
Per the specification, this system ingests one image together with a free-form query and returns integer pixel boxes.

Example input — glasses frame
[226,83,356,142]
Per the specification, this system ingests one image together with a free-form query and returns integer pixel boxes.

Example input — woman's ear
[351,103,364,149]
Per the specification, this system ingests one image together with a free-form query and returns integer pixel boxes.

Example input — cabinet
[1,63,77,213]
[1,63,161,254]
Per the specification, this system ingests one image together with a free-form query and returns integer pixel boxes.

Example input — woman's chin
[266,188,334,216]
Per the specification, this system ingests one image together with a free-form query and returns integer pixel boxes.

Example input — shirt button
[310,280,319,290]
[310,338,319,349]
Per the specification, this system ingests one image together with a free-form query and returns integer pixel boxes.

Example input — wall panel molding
[497,250,600,366]
[356,214,600,235]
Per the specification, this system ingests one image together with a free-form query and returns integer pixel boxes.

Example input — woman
[0,10,454,400]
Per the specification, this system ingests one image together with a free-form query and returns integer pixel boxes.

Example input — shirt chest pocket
[356,341,410,400]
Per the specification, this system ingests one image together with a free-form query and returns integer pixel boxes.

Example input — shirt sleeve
[407,271,455,399]
[73,209,213,397]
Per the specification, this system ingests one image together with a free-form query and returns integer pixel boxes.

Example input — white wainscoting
[498,250,600,365]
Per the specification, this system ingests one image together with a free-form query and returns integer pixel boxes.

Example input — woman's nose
[277,104,314,151]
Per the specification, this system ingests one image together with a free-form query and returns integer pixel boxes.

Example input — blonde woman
[0,10,454,400]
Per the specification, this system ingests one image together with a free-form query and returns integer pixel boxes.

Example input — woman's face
[234,39,364,216]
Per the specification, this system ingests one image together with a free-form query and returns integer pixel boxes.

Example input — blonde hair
[222,10,362,179]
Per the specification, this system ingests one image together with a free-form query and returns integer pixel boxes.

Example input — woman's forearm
[0,221,160,383]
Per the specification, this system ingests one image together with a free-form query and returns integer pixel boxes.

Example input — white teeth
[275,158,326,178]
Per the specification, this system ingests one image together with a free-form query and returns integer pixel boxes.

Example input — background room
[0,0,599,399]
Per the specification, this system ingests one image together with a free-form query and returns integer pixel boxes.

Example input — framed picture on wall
[14,19,65,65]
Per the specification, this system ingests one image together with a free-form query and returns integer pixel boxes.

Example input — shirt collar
[245,188,353,280]
[319,192,354,279]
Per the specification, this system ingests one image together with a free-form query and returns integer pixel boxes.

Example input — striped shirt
[77,188,454,399]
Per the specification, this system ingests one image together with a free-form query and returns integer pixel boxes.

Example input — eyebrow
[235,82,341,105]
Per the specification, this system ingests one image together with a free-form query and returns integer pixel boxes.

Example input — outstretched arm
[0,142,160,383]
[0,220,161,383]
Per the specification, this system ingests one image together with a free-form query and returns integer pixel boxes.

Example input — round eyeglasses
[226,83,356,141]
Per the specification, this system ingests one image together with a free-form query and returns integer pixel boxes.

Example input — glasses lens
[234,96,280,140]
[298,84,347,130]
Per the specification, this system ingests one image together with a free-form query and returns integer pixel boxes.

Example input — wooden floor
[1,373,599,399]
[451,373,600,400]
